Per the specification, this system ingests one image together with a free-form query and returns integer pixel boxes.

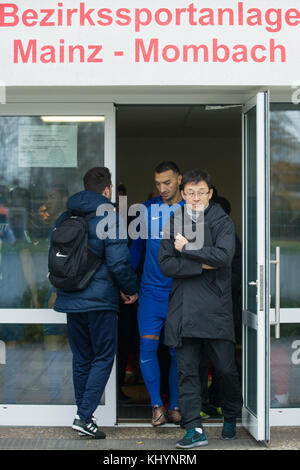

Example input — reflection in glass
[270,325,300,408]
[243,106,258,417]
[0,323,106,406]
[245,327,257,416]
[270,104,300,411]
[270,105,300,308]
[245,107,257,313]
[0,116,104,310]
[0,323,73,404]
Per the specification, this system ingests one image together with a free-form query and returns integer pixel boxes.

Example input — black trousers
[117,302,139,391]
[176,337,243,429]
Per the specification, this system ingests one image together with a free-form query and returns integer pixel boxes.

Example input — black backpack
[48,210,103,292]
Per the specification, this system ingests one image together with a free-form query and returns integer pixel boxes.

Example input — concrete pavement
[0,425,299,450]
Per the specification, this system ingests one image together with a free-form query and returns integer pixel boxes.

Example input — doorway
[116,105,243,423]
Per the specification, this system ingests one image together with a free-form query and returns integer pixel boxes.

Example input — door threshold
[117,418,243,426]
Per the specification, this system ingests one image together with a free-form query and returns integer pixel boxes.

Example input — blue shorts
[137,292,169,337]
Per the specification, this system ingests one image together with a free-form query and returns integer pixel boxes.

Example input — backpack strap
[84,211,97,221]
[68,209,96,220]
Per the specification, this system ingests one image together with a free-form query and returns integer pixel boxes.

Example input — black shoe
[221,419,237,440]
[72,415,97,434]
[72,417,106,439]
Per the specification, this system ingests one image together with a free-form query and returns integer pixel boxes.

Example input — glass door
[0,103,116,425]
[269,103,300,426]
[242,92,270,441]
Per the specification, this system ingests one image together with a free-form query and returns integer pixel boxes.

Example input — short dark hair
[83,167,112,193]
[181,169,213,191]
[117,183,127,195]
[154,161,181,175]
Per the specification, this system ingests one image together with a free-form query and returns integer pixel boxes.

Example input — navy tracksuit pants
[67,310,118,422]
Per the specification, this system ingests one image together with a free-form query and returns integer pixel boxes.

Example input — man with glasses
[159,169,243,448]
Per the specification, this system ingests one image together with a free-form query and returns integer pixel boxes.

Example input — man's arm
[181,219,235,268]
[129,237,146,270]
[159,236,204,279]
[104,214,139,296]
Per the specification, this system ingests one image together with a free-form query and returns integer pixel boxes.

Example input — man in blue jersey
[130,161,184,426]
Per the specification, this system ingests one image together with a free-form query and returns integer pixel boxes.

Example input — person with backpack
[50,167,138,439]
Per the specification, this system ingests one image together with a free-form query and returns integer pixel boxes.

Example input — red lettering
[40,9,55,27]
[187,3,197,25]
[87,45,103,62]
[69,45,85,63]
[57,3,63,26]
[198,8,214,26]
[22,9,38,27]
[183,44,209,62]
[59,39,64,62]
[135,8,152,32]
[66,9,78,26]
[247,9,262,26]
[232,44,248,62]
[285,9,300,26]
[175,8,186,26]
[79,2,95,26]
[270,39,286,62]
[162,44,180,62]
[40,45,56,63]
[212,38,229,62]
[218,8,234,26]
[0,3,19,27]
[238,1,244,26]
[116,8,131,26]
[135,38,158,62]
[154,8,172,26]
[97,8,113,26]
[13,39,36,63]
[251,45,266,63]
[265,8,282,33]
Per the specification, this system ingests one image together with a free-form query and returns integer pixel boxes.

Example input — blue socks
[139,338,179,410]
[139,337,162,408]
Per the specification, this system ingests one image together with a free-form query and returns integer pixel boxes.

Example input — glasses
[184,190,210,199]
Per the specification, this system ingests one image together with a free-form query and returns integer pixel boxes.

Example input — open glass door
[0,103,116,426]
[242,92,270,441]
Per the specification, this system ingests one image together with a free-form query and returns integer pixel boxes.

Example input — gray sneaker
[176,427,208,449]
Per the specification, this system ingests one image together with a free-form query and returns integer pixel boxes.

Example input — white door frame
[0,102,117,426]
[242,91,270,441]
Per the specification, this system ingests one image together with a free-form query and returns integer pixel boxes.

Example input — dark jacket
[158,203,235,348]
[54,190,138,314]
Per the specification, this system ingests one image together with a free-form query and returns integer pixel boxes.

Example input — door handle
[270,246,281,339]
[248,280,258,286]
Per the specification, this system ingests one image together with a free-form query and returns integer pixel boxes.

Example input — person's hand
[120,291,138,304]
[202,264,216,270]
[174,233,188,252]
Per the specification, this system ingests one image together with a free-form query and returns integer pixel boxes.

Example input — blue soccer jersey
[130,196,185,299]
